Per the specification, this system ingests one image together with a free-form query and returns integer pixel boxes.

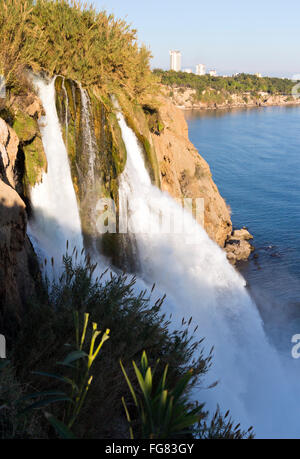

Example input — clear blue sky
[92,0,299,77]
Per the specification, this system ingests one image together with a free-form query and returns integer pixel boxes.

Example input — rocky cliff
[0,116,40,329]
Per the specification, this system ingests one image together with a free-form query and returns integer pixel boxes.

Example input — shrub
[0,0,157,100]
[11,252,211,438]
[120,351,206,439]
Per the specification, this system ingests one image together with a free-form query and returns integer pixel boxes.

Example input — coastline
[166,85,300,111]
[177,100,300,111]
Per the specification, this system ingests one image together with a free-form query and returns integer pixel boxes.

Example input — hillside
[154,70,300,110]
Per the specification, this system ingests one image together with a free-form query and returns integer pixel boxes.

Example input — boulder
[225,228,254,264]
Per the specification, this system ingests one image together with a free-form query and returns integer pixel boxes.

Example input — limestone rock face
[0,118,38,326]
[150,96,232,247]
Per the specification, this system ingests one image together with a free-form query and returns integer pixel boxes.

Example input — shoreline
[166,85,300,112]
[177,100,300,111]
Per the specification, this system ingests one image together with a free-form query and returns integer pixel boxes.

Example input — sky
[92,0,299,78]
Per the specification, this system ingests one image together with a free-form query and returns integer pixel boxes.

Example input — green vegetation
[120,351,204,439]
[155,70,298,107]
[12,110,47,187]
[22,312,110,438]
[0,0,157,100]
[154,69,297,102]
[0,251,254,439]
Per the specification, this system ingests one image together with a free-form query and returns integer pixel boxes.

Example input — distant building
[209,70,217,77]
[255,73,262,78]
[196,64,206,76]
[170,50,181,72]
[183,68,193,74]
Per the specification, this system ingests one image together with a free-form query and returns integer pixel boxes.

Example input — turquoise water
[185,106,300,352]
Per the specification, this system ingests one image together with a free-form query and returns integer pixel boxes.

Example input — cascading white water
[116,109,299,438]
[28,77,84,276]
[80,86,97,182]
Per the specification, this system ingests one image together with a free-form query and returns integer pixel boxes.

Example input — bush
[0,0,157,100]
[11,252,212,438]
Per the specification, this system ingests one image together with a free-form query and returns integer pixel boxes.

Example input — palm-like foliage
[120,351,205,439]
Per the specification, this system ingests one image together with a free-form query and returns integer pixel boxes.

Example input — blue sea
[185,106,300,352]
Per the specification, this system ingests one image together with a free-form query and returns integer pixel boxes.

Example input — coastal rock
[225,228,254,264]
[231,228,253,241]
[151,96,232,247]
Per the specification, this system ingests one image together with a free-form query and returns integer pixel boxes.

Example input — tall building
[196,64,206,76]
[169,50,181,71]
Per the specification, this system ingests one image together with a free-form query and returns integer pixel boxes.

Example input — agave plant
[120,351,204,439]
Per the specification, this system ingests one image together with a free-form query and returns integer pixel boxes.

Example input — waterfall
[26,76,299,437]
[62,78,69,146]
[116,108,299,438]
[80,86,97,183]
[28,77,84,276]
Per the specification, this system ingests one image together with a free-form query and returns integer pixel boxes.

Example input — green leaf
[171,414,201,432]
[32,371,79,391]
[121,397,134,440]
[144,367,152,395]
[58,350,88,366]
[156,364,168,395]
[120,359,138,407]
[17,391,67,403]
[171,372,192,401]
[44,412,76,439]
[141,351,148,373]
